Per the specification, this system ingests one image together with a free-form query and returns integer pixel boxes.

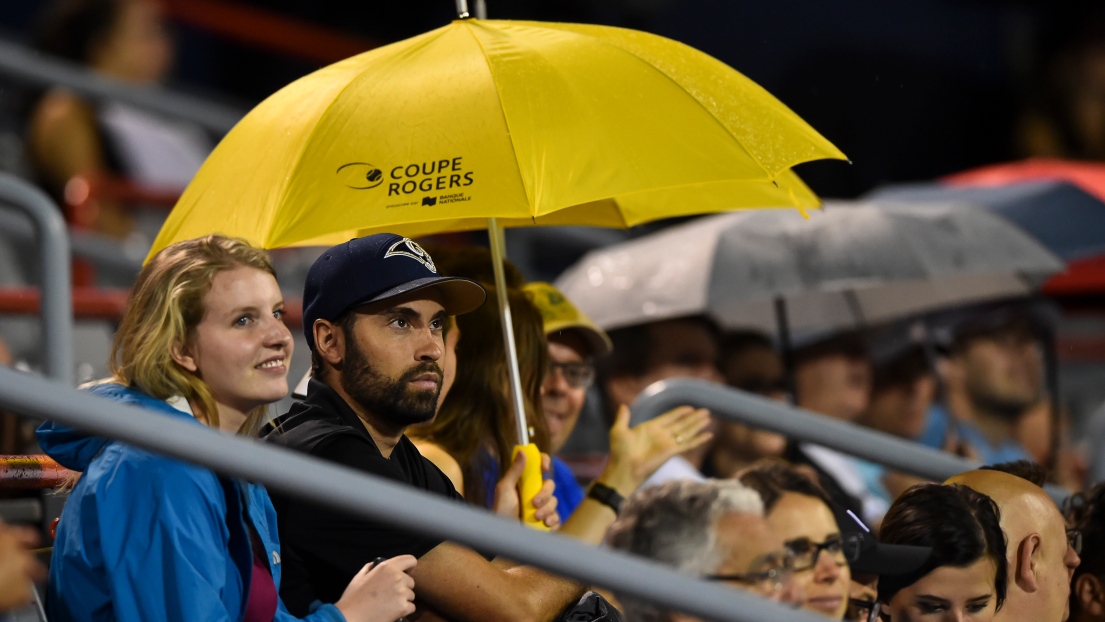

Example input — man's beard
[967,381,1038,422]
[341,338,442,428]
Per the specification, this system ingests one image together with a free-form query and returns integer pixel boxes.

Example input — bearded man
[264,234,588,621]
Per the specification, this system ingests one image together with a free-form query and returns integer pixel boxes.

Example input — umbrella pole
[489,218,547,530]
[774,296,798,403]
[488,217,530,446]
[1043,326,1061,475]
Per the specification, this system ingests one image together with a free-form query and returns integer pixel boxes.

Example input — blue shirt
[552,456,584,518]
[921,403,1032,466]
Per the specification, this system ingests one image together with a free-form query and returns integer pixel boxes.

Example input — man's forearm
[504,566,588,622]
[412,542,587,622]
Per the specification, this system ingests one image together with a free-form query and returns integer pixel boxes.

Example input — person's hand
[942,428,981,462]
[601,405,713,494]
[492,451,560,529]
[335,555,417,622]
[0,521,46,612]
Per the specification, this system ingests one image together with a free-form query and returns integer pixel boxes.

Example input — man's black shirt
[262,379,463,615]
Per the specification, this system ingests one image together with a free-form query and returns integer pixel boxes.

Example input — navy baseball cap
[302,234,487,351]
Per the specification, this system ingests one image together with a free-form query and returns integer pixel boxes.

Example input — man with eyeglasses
[605,479,804,621]
[525,282,711,540]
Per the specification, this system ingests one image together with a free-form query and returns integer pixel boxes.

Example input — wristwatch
[587,482,625,514]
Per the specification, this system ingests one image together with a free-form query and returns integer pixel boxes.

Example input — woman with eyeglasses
[877,483,1007,622]
[739,461,852,619]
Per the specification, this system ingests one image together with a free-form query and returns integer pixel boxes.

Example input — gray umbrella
[554,201,1064,335]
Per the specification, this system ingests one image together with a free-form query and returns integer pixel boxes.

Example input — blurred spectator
[947,466,1080,622]
[738,461,852,620]
[1017,12,1105,160]
[1016,400,1085,491]
[877,483,1008,621]
[0,520,45,613]
[523,282,711,540]
[858,330,935,442]
[27,0,210,241]
[598,316,724,486]
[853,323,938,509]
[703,330,788,479]
[784,332,882,525]
[604,479,802,621]
[1065,480,1105,622]
[923,305,1047,465]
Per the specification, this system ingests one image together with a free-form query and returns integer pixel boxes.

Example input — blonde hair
[110,234,276,432]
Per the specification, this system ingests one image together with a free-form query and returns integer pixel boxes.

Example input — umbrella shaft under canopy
[489,218,530,446]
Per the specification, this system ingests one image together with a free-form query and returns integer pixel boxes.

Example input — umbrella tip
[455,0,472,18]
[797,206,810,219]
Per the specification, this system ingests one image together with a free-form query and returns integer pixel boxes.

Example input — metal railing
[0,174,72,385]
[630,378,1070,504]
[0,367,826,622]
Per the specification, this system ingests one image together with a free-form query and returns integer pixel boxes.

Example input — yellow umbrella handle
[512,443,549,531]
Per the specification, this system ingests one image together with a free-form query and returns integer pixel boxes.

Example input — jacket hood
[37,383,195,471]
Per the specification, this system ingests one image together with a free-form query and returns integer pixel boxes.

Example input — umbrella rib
[462,23,538,214]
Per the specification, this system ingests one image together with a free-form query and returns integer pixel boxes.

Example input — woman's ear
[170,340,197,373]
[1076,573,1105,618]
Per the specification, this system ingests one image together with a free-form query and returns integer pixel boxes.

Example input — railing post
[0,175,73,385]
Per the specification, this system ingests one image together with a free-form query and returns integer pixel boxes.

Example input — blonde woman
[37,235,416,622]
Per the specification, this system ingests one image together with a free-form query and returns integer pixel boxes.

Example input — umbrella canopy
[867,159,1105,295]
[555,202,1065,335]
[149,18,843,254]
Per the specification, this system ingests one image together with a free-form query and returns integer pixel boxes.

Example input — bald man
[947,469,1081,621]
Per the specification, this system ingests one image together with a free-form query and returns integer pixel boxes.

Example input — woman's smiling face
[885,557,998,622]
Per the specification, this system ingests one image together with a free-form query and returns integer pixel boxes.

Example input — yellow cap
[523,282,613,358]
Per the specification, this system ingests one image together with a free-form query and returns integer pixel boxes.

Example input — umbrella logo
[384,237,438,273]
[336,162,384,189]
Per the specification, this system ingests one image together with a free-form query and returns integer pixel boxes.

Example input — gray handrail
[0,174,72,384]
[0,39,243,134]
[630,378,1070,505]
[0,208,144,277]
[0,367,825,622]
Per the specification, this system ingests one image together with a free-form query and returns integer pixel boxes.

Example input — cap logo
[384,238,437,273]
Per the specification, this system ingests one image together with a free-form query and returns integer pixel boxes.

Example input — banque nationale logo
[338,157,474,196]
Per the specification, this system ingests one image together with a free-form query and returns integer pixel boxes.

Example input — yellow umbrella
[150,16,845,528]
[150,18,843,252]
